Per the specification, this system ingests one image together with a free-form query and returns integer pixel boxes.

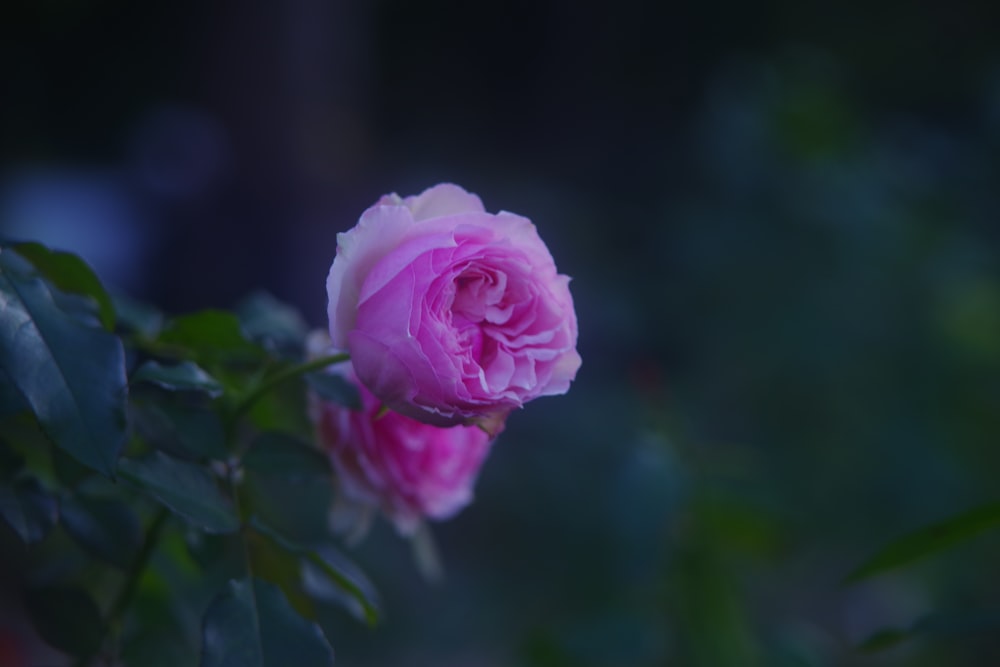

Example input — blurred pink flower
[310,351,496,535]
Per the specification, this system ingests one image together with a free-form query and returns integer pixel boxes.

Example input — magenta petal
[311,360,497,536]
[327,203,416,348]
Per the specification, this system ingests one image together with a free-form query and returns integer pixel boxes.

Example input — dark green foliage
[242,433,334,545]
[0,439,22,478]
[0,476,57,544]
[252,518,381,627]
[159,310,264,365]
[0,244,376,663]
[118,453,239,534]
[201,578,334,667]
[133,360,225,398]
[130,398,229,461]
[201,579,264,667]
[0,248,127,476]
[24,586,104,656]
[236,291,309,357]
[857,628,910,653]
[113,293,165,338]
[254,579,335,667]
[11,241,117,330]
[50,443,94,488]
[846,502,1000,583]
[305,371,361,410]
[858,608,1000,654]
[59,493,142,568]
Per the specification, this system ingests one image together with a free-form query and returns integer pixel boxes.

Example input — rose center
[451,266,512,325]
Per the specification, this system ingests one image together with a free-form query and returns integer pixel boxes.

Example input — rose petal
[327,203,416,348]
[312,361,496,535]
[404,183,485,221]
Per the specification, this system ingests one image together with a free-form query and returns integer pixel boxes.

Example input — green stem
[110,509,170,622]
[76,508,170,667]
[226,463,254,579]
[229,353,349,420]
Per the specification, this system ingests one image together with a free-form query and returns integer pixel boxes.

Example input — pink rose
[311,360,494,535]
[326,183,581,429]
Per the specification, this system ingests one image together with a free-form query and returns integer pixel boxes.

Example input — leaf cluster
[0,243,372,666]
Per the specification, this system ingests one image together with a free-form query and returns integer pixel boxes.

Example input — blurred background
[3,1,1000,665]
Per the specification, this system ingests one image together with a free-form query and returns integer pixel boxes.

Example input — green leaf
[159,310,263,364]
[251,518,380,627]
[305,371,361,410]
[242,433,330,476]
[914,607,1000,635]
[130,399,228,461]
[11,241,116,330]
[119,452,238,533]
[856,608,1000,653]
[302,546,382,628]
[113,293,164,337]
[120,553,203,667]
[245,529,318,621]
[255,578,335,666]
[245,382,311,439]
[60,494,142,569]
[0,249,127,477]
[0,412,51,474]
[201,578,261,667]
[49,290,103,328]
[236,291,308,356]
[50,443,94,488]
[0,477,57,544]
[24,585,104,656]
[185,531,246,581]
[857,628,909,653]
[121,607,199,667]
[243,433,333,545]
[201,578,334,667]
[0,365,28,420]
[0,438,24,480]
[133,360,225,398]
[845,502,1000,583]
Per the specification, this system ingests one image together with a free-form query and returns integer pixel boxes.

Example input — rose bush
[326,183,581,429]
[310,355,495,535]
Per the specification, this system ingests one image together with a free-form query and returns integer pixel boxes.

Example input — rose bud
[308,335,496,536]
